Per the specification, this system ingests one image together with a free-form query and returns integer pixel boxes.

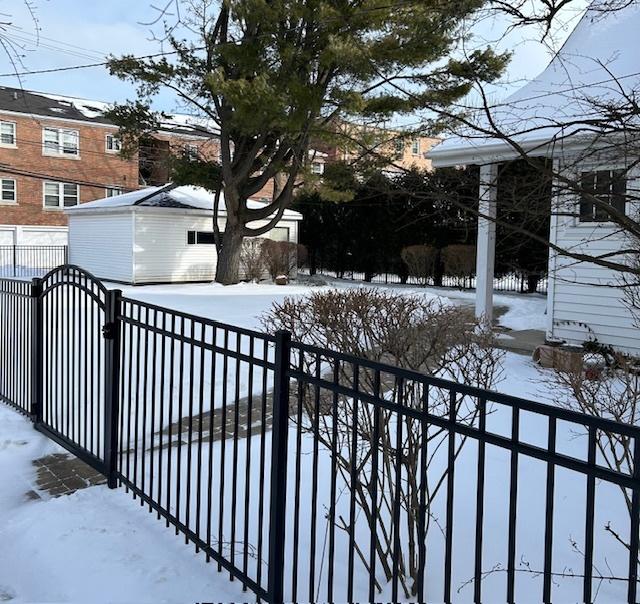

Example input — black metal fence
[0,265,637,603]
[0,245,68,278]
[309,269,549,294]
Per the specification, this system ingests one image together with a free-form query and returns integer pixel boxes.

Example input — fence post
[103,289,122,489]
[267,330,292,604]
[13,245,17,278]
[30,277,43,424]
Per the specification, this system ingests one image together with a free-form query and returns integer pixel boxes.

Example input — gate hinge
[102,322,116,340]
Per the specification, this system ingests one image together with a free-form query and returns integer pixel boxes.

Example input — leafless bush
[401,245,437,285]
[441,244,476,282]
[240,238,266,282]
[262,240,307,279]
[543,354,640,558]
[262,288,503,596]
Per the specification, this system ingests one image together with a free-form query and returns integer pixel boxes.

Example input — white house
[428,4,640,355]
[65,185,303,284]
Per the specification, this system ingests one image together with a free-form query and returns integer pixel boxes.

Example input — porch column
[475,163,498,322]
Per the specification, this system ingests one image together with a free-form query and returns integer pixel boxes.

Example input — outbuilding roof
[429,2,640,166]
[65,185,303,220]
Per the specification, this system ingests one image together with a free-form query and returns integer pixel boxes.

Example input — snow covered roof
[0,87,219,139]
[65,185,303,220]
[429,3,640,166]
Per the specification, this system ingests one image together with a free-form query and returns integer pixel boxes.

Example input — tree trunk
[215,226,244,285]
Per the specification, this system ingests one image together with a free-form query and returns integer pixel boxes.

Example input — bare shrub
[401,245,437,285]
[262,288,503,597]
[262,240,307,279]
[543,353,640,560]
[441,244,476,284]
[240,238,266,282]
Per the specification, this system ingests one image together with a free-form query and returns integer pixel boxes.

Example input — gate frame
[31,265,122,483]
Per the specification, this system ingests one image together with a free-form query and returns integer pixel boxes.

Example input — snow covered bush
[401,245,438,285]
[262,289,503,597]
[240,238,267,282]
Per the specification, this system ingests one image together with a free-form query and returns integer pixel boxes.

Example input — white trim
[475,164,498,322]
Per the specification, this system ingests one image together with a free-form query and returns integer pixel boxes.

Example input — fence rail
[0,245,68,278]
[0,266,637,603]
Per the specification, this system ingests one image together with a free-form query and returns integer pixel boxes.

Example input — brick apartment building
[0,87,221,245]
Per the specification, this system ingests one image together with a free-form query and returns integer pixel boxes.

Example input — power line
[0,0,428,78]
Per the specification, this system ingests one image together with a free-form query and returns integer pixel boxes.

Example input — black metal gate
[33,265,120,481]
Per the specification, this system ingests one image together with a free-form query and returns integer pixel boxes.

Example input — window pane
[612,169,627,215]
[580,172,596,221]
[187,231,196,244]
[62,130,79,155]
[196,231,217,244]
[44,183,59,196]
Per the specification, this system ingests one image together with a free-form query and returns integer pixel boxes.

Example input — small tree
[239,238,266,282]
[401,245,438,285]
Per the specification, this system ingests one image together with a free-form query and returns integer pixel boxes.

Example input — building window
[43,182,79,209]
[412,138,420,156]
[311,161,324,175]
[43,127,79,157]
[0,121,16,146]
[579,169,627,222]
[184,144,199,161]
[187,230,220,245]
[0,179,15,202]
[105,187,123,198]
[394,139,405,160]
[105,134,121,153]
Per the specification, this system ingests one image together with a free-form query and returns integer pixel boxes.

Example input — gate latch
[102,322,116,340]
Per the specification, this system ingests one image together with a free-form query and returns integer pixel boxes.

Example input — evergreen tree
[107,0,507,283]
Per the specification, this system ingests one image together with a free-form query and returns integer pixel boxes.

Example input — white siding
[0,225,68,245]
[68,213,133,282]
[132,209,301,284]
[133,211,219,283]
[550,220,640,355]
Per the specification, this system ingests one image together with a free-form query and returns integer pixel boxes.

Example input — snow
[0,406,248,604]
[66,185,303,219]
[430,3,640,162]
[2,278,625,603]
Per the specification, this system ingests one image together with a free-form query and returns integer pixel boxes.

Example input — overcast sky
[2,0,589,123]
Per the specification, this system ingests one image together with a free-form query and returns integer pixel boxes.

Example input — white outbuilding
[65,185,303,284]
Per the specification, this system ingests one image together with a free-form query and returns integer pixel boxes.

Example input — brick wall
[0,112,139,227]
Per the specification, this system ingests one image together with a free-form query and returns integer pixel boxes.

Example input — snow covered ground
[1,278,602,603]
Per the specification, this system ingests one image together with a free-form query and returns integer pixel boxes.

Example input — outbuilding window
[0,179,16,202]
[579,169,626,222]
[43,127,79,157]
[187,230,221,245]
[44,182,79,209]
[412,138,420,156]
